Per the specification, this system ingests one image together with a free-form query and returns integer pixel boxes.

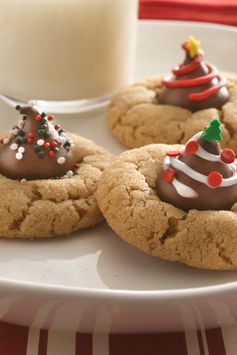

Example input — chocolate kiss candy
[159,36,229,112]
[157,119,237,211]
[0,106,77,180]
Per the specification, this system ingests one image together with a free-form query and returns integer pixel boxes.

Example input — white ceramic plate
[0,20,237,333]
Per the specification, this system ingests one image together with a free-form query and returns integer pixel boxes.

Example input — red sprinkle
[48,150,55,158]
[221,148,236,164]
[0,139,3,144]
[208,171,223,187]
[47,115,54,121]
[28,132,34,138]
[185,140,199,155]
[27,138,33,144]
[162,168,175,183]
[166,150,181,157]
[54,124,60,130]
[44,142,50,149]
[35,114,42,121]
[74,163,80,169]
[51,141,58,148]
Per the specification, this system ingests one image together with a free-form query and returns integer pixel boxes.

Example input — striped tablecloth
[2,2,237,355]
[139,0,237,26]
[2,323,237,355]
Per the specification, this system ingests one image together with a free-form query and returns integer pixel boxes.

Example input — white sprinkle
[57,157,65,164]
[16,152,23,160]
[18,146,25,153]
[37,139,44,146]
[10,143,18,150]
[11,129,18,135]
[63,175,69,179]
[20,178,27,183]
[56,136,65,144]
[66,170,73,178]
[17,119,24,128]
[3,138,9,144]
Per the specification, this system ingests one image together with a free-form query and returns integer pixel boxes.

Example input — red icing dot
[166,150,181,157]
[162,168,175,183]
[185,140,198,155]
[221,148,236,164]
[44,142,50,149]
[208,171,223,187]
[27,138,33,144]
[35,114,42,121]
[47,115,54,121]
[48,150,55,158]
[28,132,34,138]
[51,141,58,148]
[54,124,60,130]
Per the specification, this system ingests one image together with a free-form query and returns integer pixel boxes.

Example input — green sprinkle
[34,144,41,152]
[17,129,25,137]
[202,119,222,142]
[37,129,44,136]
[43,132,50,139]
[53,147,59,153]
[37,150,45,158]
[15,138,22,144]
[22,137,27,144]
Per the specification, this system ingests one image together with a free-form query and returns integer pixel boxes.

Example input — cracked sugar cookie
[108,36,237,150]
[0,106,112,238]
[97,119,237,270]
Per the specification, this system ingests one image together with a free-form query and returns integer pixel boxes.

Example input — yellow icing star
[186,36,203,58]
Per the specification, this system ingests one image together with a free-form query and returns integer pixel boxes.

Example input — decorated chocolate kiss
[0,106,78,180]
[157,119,237,211]
[159,36,229,112]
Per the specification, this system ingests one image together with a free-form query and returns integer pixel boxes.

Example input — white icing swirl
[163,131,237,198]
[172,178,198,198]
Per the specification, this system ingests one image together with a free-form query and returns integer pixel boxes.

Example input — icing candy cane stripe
[170,157,207,184]
[172,178,198,198]
[220,174,237,187]
[189,80,225,102]
[186,132,221,162]
[195,145,221,162]
[172,56,202,76]
[169,156,237,187]
[163,64,219,88]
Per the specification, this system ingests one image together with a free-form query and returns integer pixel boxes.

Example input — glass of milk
[0,0,138,113]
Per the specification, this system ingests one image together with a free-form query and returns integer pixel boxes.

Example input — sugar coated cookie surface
[108,72,237,150]
[97,144,237,270]
[0,106,112,238]
[108,36,237,150]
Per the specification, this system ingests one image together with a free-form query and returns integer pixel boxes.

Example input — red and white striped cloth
[2,323,237,355]
[139,0,237,26]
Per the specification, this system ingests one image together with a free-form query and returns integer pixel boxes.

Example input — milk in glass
[0,0,137,101]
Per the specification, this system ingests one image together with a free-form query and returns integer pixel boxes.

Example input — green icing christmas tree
[202,119,223,142]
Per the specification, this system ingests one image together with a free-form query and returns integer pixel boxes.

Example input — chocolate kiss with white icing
[157,135,237,211]
[0,106,77,180]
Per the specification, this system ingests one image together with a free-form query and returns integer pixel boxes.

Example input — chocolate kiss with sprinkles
[159,36,229,112]
[157,119,237,211]
[0,106,78,180]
